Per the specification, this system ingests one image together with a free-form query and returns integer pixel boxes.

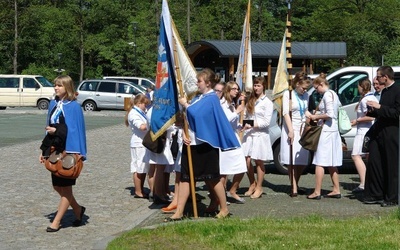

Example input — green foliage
[0,0,400,79]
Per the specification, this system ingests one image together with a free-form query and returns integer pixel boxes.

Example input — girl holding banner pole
[280,72,311,197]
[166,68,240,221]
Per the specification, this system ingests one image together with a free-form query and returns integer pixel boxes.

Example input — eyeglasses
[376,75,385,79]
[231,87,239,91]
[214,89,223,93]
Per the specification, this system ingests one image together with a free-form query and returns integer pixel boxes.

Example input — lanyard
[294,90,305,118]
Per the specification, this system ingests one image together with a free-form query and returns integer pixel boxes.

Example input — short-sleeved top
[356,92,378,133]
[282,90,309,130]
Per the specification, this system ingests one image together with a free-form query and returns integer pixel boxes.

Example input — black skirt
[181,143,220,182]
[51,174,76,187]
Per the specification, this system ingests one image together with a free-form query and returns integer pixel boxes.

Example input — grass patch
[107,211,400,250]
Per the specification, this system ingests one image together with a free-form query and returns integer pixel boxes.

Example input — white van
[103,76,155,90]
[270,66,400,174]
[0,75,54,110]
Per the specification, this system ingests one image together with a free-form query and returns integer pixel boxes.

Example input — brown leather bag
[44,148,83,179]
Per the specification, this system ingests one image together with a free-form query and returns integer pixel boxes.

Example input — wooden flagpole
[286,0,294,190]
[171,21,198,218]
[239,0,251,141]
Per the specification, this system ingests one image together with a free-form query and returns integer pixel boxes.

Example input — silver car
[76,79,145,111]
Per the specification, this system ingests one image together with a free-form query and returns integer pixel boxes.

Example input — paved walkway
[0,109,397,250]
[0,115,160,250]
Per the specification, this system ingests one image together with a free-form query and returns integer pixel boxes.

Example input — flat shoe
[250,190,263,199]
[307,194,321,200]
[161,205,177,213]
[324,194,341,199]
[73,206,86,227]
[46,226,60,232]
[134,194,149,199]
[215,212,231,219]
[233,197,245,204]
[381,201,398,207]
[352,186,364,193]
[244,189,255,197]
[289,192,298,197]
[163,217,183,222]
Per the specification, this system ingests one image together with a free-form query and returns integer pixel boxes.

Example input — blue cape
[187,92,240,150]
[48,100,87,159]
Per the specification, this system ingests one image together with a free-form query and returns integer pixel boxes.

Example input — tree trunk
[13,0,18,74]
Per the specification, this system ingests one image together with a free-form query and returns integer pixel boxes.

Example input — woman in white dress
[242,77,274,199]
[217,81,247,203]
[280,72,311,197]
[124,94,151,199]
[307,73,342,200]
[350,78,378,193]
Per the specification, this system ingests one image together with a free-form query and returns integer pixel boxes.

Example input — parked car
[103,76,155,90]
[0,74,54,110]
[76,79,145,111]
[270,66,400,174]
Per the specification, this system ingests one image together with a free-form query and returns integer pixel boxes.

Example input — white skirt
[312,131,342,167]
[219,147,247,175]
[130,147,149,173]
[280,127,310,166]
[143,144,174,165]
[242,133,273,161]
[352,133,368,156]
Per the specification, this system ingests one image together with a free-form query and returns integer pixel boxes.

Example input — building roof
[186,40,347,59]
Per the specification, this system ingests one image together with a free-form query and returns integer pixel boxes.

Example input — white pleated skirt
[352,133,368,156]
[312,131,342,167]
[130,147,149,173]
[280,128,310,166]
[219,146,247,175]
[242,133,273,161]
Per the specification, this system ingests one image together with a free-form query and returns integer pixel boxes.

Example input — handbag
[299,121,323,152]
[142,130,167,153]
[338,107,351,134]
[298,98,323,152]
[44,148,83,179]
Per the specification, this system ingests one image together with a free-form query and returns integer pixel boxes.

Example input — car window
[142,79,153,89]
[0,78,19,88]
[118,83,142,95]
[97,82,116,93]
[23,78,36,88]
[394,72,400,85]
[80,81,99,91]
[328,72,368,106]
[36,76,53,87]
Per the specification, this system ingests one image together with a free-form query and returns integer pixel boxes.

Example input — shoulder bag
[44,147,84,179]
[142,130,167,154]
[299,99,323,152]
[338,107,351,134]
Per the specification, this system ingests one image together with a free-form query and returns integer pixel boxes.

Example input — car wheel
[0,106,6,110]
[272,141,288,175]
[37,100,49,110]
[83,100,97,111]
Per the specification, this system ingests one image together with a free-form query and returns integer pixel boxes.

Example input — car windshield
[36,76,53,87]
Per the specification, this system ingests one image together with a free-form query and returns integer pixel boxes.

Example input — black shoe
[307,194,321,200]
[352,186,364,193]
[153,195,170,205]
[324,194,341,199]
[72,206,86,227]
[46,226,60,232]
[363,197,383,205]
[381,201,398,207]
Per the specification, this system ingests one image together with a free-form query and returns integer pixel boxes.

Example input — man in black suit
[364,66,400,207]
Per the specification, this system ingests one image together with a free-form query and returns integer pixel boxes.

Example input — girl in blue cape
[165,68,239,221]
[39,75,87,232]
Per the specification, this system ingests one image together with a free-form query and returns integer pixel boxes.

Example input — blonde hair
[313,73,328,87]
[223,81,240,105]
[197,68,221,89]
[53,75,76,101]
[124,94,150,126]
[355,78,372,111]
